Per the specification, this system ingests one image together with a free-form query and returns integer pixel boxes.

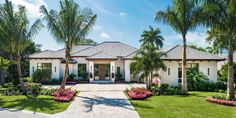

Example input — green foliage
[115,72,123,80]
[32,69,51,83]
[40,88,57,95]
[187,69,226,91]
[25,82,42,95]
[212,95,226,100]
[219,63,236,84]
[80,72,88,80]
[151,83,181,95]
[23,77,33,83]
[68,73,77,81]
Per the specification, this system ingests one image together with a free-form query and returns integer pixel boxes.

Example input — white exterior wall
[88,61,94,82]
[29,59,60,79]
[110,61,115,82]
[115,60,125,77]
[160,61,218,86]
[125,60,131,82]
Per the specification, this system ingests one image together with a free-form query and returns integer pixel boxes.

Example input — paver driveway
[1,83,144,118]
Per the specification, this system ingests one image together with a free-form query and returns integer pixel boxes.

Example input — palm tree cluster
[0,0,96,92]
[156,0,236,99]
[131,26,166,88]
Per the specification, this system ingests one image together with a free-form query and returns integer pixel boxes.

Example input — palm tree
[131,27,166,88]
[40,0,96,90]
[155,0,200,94]
[140,26,164,49]
[200,0,236,100]
[0,0,43,92]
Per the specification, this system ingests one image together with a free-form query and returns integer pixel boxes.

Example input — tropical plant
[188,45,207,52]
[155,0,201,94]
[32,69,51,83]
[131,27,166,89]
[0,0,43,92]
[200,0,236,100]
[40,0,96,90]
[219,63,236,84]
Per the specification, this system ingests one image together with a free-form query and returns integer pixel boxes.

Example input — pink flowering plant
[206,95,236,106]
[127,87,152,100]
[51,88,77,102]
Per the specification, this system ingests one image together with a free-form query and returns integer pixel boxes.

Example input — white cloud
[9,0,47,18]
[115,31,123,36]
[163,32,208,47]
[93,25,104,30]
[100,32,110,39]
[119,12,127,17]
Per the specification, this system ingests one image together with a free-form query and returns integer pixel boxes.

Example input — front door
[98,64,106,80]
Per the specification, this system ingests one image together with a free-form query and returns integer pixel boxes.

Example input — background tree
[131,27,166,88]
[156,0,200,94]
[200,0,236,100]
[0,0,43,92]
[40,0,96,90]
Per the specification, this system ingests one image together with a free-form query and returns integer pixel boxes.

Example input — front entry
[94,64,110,80]
[98,64,106,80]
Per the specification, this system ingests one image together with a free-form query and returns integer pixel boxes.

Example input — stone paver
[0,108,51,118]
[54,91,140,118]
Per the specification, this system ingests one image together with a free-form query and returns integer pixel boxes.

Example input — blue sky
[0,0,208,50]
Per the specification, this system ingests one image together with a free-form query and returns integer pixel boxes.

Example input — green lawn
[128,92,236,118]
[0,95,72,114]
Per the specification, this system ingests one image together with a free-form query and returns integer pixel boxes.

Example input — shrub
[127,87,152,100]
[25,82,42,95]
[32,69,51,83]
[151,83,181,95]
[52,89,77,102]
[80,71,88,80]
[68,73,77,81]
[207,97,236,106]
[40,88,57,95]
[23,77,33,83]
[115,72,123,80]
[0,87,22,96]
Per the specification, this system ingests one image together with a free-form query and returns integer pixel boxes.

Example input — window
[54,66,56,72]
[168,68,170,76]
[178,63,199,78]
[32,67,34,73]
[37,63,52,74]
[208,68,210,75]
[78,64,86,77]
[105,64,110,77]
[117,67,121,74]
[94,64,99,76]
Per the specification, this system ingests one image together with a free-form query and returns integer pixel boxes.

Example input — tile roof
[161,45,225,61]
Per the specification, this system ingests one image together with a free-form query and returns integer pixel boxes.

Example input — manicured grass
[128,92,236,118]
[0,95,72,114]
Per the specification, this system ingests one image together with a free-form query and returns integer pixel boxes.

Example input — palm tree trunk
[226,38,235,100]
[16,51,26,93]
[0,56,4,84]
[60,48,70,90]
[181,35,188,94]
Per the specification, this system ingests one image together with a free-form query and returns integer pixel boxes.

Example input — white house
[28,41,225,85]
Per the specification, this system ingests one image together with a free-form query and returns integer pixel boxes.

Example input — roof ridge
[71,45,96,55]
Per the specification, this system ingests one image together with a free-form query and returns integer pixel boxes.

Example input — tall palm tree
[200,0,236,100]
[131,27,166,88]
[40,0,96,90]
[0,0,43,92]
[155,0,200,94]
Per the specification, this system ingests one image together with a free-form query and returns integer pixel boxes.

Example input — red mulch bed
[206,97,236,106]
[127,87,152,100]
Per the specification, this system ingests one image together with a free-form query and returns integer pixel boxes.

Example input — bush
[80,72,88,80]
[23,77,33,83]
[151,83,181,95]
[68,73,77,81]
[52,89,77,102]
[40,88,57,95]
[0,87,22,96]
[32,69,51,83]
[187,69,226,92]
[127,87,152,100]
[115,72,123,80]
[25,82,42,95]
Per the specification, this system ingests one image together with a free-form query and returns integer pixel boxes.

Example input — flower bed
[127,87,152,100]
[206,97,236,106]
[51,89,76,102]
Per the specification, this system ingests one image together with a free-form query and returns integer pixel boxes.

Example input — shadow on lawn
[78,95,136,112]
[0,95,57,113]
